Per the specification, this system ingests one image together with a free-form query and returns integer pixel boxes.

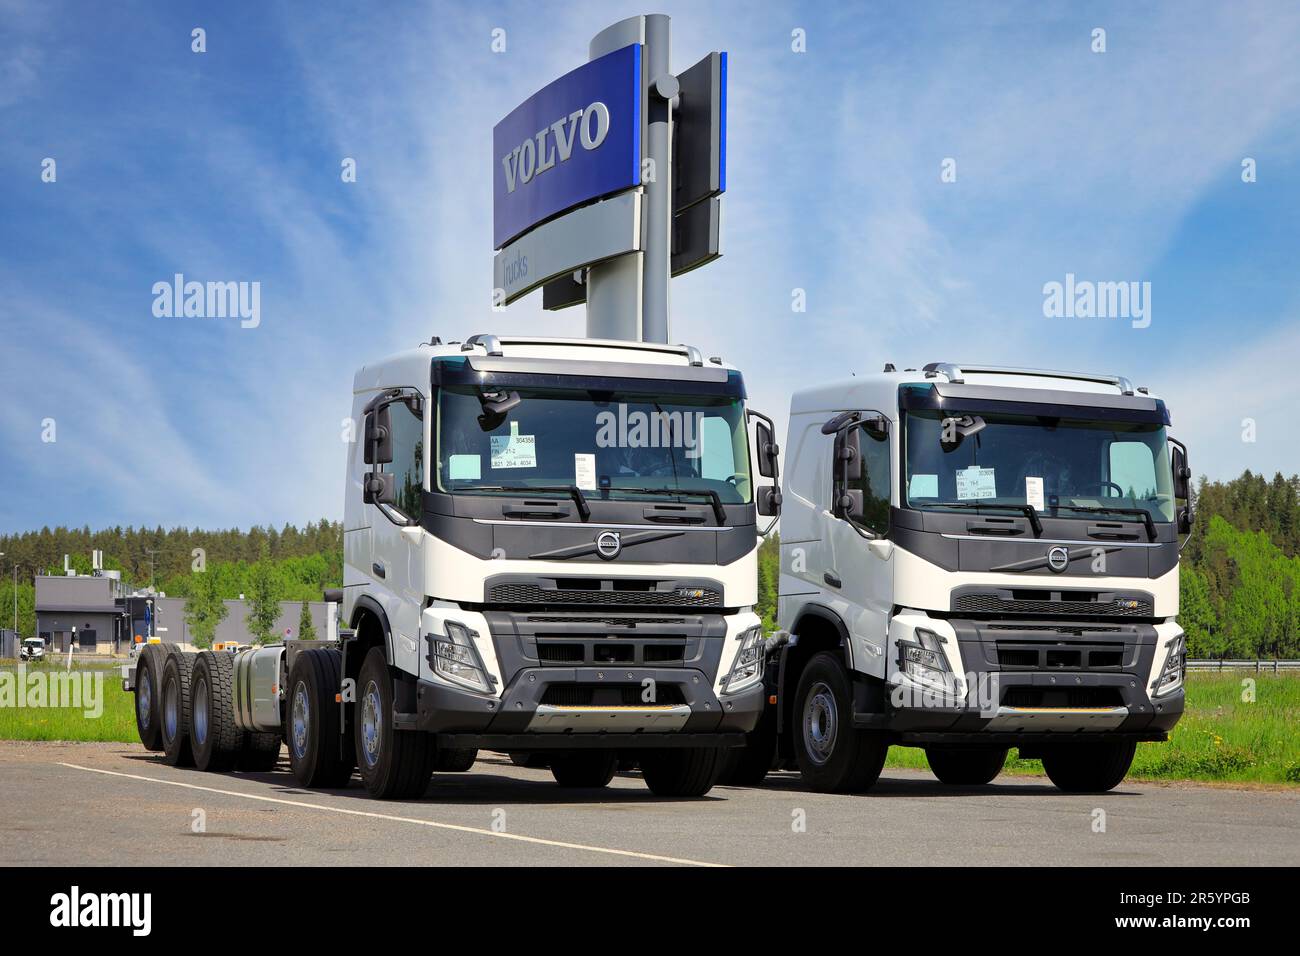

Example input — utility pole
[145,549,160,591]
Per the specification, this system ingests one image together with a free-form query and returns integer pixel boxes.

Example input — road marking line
[58,762,726,867]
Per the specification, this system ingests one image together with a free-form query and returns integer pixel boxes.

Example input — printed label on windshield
[574,453,597,490]
[1025,476,1045,511]
[447,454,481,480]
[490,421,536,469]
[956,466,996,500]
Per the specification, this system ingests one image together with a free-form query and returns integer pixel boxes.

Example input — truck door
[363,390,427,676]
[824,415,894,681]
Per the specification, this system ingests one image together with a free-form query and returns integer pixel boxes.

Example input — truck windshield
[436,384,752,505]
[903,409,1175,522]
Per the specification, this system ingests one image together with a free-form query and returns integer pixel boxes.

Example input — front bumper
[414,667,765,740]
[875,612,1185,745]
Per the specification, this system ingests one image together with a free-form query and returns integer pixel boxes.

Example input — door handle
[372,562,386,579]
[823,571,841,588]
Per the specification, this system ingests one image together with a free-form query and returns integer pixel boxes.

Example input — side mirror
[840,489,865,523]
[757,486,783,517]
[364,405,393,465]
[755,420,779,479]
[363,471,396,506]
[1170,438,1191,500]
[1177,504,1194,535]
[840,428,862,481]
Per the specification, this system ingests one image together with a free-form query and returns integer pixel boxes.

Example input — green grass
[2,664,1297,784]
[0,660,137,742]
[885,673,1300,784]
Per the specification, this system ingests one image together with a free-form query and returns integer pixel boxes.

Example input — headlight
[428,621,494,694]
[898,627,955,693]
[1152,632,1185,697]
[722,626,765,693]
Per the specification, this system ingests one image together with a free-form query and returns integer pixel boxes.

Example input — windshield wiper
[926,501,1043,536]
[1051,504,1156,541]
[606,486,727,525]
[472,484,590,520]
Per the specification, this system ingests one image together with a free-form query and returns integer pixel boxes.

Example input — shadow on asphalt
[118,750,1142,801]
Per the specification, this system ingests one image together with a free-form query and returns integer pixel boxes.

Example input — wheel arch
[776,605,853,737]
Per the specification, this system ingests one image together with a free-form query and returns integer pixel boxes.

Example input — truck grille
[488,581,722,608]
[952,590,1153,619]
[536,638,688,667]
[1002,686,1124,708]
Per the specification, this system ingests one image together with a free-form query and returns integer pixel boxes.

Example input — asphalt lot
[2,741,1297,866]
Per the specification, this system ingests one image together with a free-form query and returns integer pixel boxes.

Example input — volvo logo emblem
[595,531,622,560]
[1047,546,1071,573]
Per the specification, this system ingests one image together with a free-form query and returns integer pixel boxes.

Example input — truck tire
[717,709,776,786]
[190,652,243,772]
[355,647,436,799]
[640,747,726,797]
[286,647,355,788]
[133,645,166,752]
[792,651,888,793]
[160,652,195,767]
[549,751,618,788]
[237,733,282,772]
[434,747,478,772]
[1041,740,1137,793]
[926,747,1008,786]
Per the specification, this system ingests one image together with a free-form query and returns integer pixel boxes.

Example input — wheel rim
[361,680,383,768]
[193,676,209,746]
[291,682,310,760]
[137,669,152,728]
[802,681,838,766]
[163,675,178,743]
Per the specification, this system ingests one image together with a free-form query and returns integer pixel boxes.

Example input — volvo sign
[493,43,643,249]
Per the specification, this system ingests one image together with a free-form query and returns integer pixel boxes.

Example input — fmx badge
[493,43,642,248]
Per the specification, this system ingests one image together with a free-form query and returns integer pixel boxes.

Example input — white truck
[128,334,779,798]
[729,362,1191,793]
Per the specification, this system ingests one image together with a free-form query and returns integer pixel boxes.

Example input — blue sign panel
[493,44,642,249]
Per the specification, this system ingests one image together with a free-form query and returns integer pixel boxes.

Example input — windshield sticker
[956,466,996,500]
[490,421,537,469]
[574,453,597,490]
[1025,476,1045,511]
[909,474,938,498]
[447,454,481,481]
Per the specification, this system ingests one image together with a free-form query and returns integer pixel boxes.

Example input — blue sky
[2,0,1299,532]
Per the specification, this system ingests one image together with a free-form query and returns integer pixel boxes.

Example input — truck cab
[20,638,45,662]
[334,333,778,797]
[761,362,1190,793]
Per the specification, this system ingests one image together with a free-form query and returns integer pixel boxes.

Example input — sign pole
[584,14,674,344]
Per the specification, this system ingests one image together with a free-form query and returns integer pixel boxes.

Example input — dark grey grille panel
[489,582,722,608]
[952,591,1153,618]
[540,683,687,707]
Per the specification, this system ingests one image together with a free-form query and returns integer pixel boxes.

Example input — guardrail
[1187,659,1300,672]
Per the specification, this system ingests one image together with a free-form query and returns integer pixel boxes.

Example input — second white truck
[729,361,1191,793]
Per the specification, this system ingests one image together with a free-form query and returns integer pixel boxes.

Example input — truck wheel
[190,652,243,772]
[434,747,478,772]
[355,647,436,799]
[237,733,282,772]
[286,647,355,788]
[717,710,776,786]
[1041,740,1137,793]
[133,645,165,752]
[160,652,195,767]
[640,747,726,797]
[926,747,1008,786]
[550,751,618,788]
[792,651,888,793]
[509,753,549,769]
